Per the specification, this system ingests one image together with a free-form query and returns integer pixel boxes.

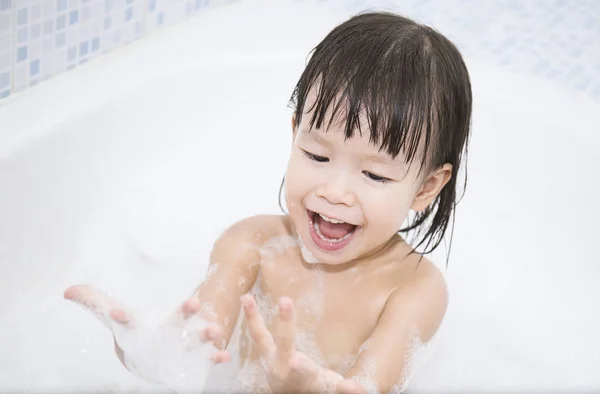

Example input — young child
[65,11,472,394]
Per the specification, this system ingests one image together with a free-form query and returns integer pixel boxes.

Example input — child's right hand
[64,285,230,389]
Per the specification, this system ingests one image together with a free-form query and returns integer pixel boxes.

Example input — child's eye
[302,150,329,163]
[364,171,391,183]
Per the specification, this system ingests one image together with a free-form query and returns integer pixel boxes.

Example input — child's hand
[64,285,230,389]
[241,294,367,394]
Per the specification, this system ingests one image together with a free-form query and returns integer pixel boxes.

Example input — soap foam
[77,298,216,393]
[298,236,319,264]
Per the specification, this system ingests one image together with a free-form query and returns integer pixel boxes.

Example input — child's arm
[340,266,449,393]
[64,215,270,372]
[187,215,265,349]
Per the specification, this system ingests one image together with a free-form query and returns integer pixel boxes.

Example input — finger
[110,308,131,325]
[200,323,223,343]
[168,298,200,327]
[275,297,296,364]
[176,298,225,350]
[336,379,368,394]
[64,285,131,328]
[211,350,231,364]
[288,352,319,376]
[288,352,329,392]
[179,298,202,319]
[241,294,275,359]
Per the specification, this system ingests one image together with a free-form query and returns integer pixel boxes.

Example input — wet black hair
[280,11,472,261]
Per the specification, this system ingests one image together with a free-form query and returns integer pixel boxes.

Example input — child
[65,11,472,394]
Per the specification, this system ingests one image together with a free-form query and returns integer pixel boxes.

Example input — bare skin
[65,85,451,393]
[65,213,448,393]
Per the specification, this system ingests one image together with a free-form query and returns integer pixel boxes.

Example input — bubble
[298,236,319,264]
[216,279,226,294]
[206,263,220,278]
[259,235,298,258]
[112,311,215,392]
[349,357,379,394]
[390,331,430,394]
[200,302,217,320]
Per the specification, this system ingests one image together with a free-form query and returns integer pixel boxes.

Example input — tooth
[314,220,355,243]
[319,213,345,224]
[318,213,330,222]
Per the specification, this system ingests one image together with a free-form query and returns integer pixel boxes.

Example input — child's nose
[316,178,356,207]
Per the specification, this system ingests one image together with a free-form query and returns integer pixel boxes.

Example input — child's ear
[411,164,453,212]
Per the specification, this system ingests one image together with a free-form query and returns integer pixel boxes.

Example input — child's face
[284,96,451,266]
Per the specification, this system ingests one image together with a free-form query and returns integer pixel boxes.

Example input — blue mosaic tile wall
[0,0,236,100]
[0,0,599,102]
[318,0,600,102]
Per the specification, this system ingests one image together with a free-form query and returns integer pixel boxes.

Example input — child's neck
[315,233,406,274]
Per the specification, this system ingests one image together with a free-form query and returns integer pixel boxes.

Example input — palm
[64,285,229,390]
[241,294,367,394]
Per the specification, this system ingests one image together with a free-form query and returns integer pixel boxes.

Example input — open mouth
[307,210,359,252]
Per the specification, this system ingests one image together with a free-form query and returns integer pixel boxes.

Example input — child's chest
[240,242,394,373]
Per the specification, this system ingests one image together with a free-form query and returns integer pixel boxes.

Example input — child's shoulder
[385,243,449,342]
[209,214,292,271]
[387,238,447,283]
[218,214,292,248]
[400,251,446,288]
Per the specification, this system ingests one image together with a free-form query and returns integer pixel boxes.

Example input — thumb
[64,284,132,329]
[336,379,368,394]
[289,352,320,377]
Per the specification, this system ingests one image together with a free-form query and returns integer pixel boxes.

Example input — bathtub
[1,1,599,392]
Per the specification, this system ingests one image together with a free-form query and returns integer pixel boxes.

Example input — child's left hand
[241,294,367,394]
